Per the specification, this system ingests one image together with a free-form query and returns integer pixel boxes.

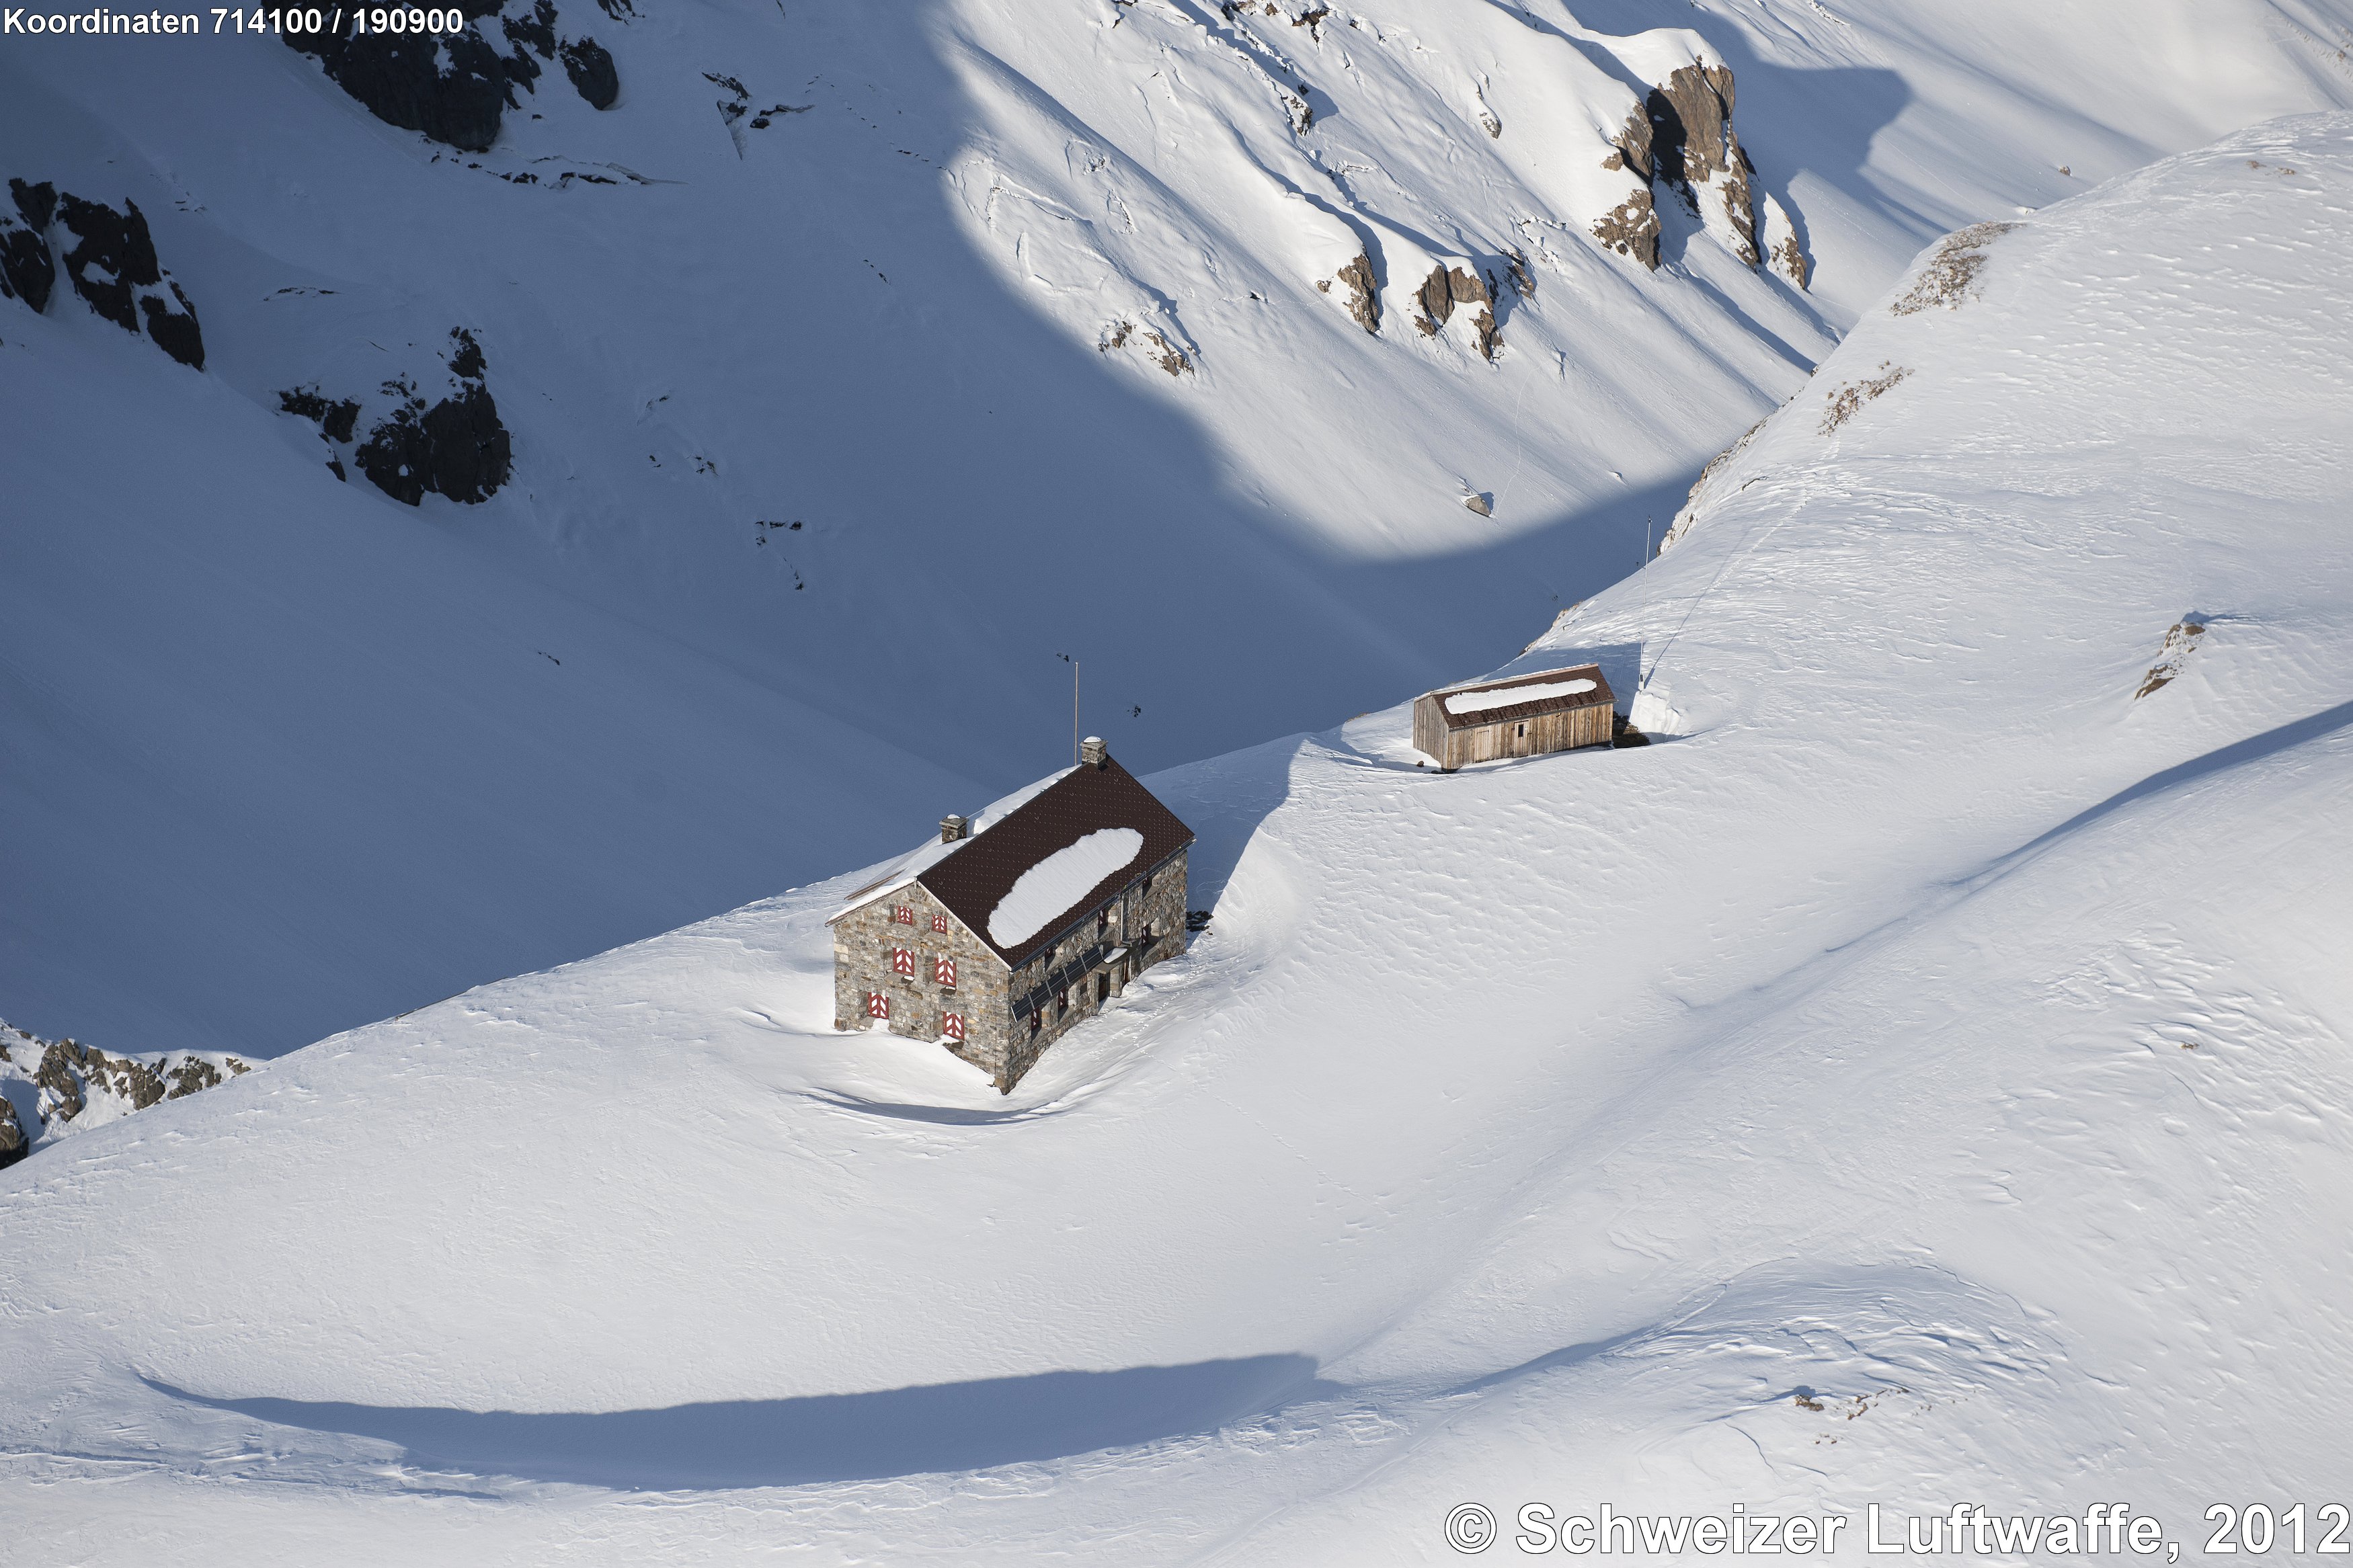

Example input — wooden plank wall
[1440,701,1611,768]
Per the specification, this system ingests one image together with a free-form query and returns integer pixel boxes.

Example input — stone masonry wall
[832,847,1191,1093]
[832,883,1012,1080]
[999,848,1189,1088]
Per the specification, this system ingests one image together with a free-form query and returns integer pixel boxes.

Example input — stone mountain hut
[828,738,1195,1093]
[1412,663,1617,771]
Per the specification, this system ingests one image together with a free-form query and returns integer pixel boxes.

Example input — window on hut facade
[893,905,914,925]
[865,992,889,1020]
[943,1012,965,1043]
[934,956,957,988]
[930,913,949,933]
[891,947,916,977]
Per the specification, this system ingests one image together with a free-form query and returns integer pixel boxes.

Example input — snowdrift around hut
[4,114,2352,1561]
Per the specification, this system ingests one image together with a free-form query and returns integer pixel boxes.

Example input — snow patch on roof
[1443,677,1598,716]
[830,768,1082,923]
[986,828,1144,948]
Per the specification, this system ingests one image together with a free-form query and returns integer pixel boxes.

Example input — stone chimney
[940,813,970,843]
[1080,735,1108,768]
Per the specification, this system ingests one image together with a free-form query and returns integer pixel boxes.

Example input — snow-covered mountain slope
[7,0,2352,1056]
[4,114,2349,1563]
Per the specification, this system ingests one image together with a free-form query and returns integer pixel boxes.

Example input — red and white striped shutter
[865,991,889,1019]
[930,913,949,933]
[891,946,916,977]
[934,956,957,988]
[893,905,914,925]
[943,1012,965,1043]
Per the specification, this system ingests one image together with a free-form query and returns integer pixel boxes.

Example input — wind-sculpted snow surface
[3,118,2352,1562]
[5,0,2350,1056]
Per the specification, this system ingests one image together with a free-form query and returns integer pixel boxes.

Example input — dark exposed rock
[1597,65,1776,274]
[1594,106,1661,268]
[352,328,514,505]
[1335,252,1378,333]
[0,214,52,312]
[1411,264,1499,358]
[34,1042,85,1123]
[561,37,619,109]
[139,281,205,368]
[52,193,204,367]
[1601,102,1654,183]
[1890,220,2022,315]
[11,177,56,231]
[1767,196,1812,290]
[1591,191,1660,269]
[54,193,151,332]
[1,1018,251,1167]
[284,5,514,153]
[166,1057,224,1098]
[1645,63,1757,267]
[280,386,363,444]
[3,183,58,310]
[503,0,555,58]
[1505,247,1535,300]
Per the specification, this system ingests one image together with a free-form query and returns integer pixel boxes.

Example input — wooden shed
[1412,663,1616,771]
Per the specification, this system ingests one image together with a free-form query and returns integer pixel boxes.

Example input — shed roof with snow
[1412,663,1618,770]
[827,755,1195,967]
[1427,664,1614,728]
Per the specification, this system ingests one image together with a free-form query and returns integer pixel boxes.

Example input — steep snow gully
[2,101,2351,1563]
[6,0,2352,1058]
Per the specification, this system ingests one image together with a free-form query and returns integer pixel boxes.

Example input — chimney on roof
[940,813,970,843]
[1080,735,1108,769]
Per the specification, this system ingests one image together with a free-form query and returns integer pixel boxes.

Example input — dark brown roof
[1424,663,1616,731]
[916,755,1195,968]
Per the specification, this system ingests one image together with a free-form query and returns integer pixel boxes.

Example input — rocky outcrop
[286,0,623,152]
[1595,61,1799,286]
[1646,63,1757,267]
[1761,193,1810,289]
[1,179,56,311]
[1890,221,2022,315]
[1595,104,1661,269]
[1411,263,1499,360]
[53,192,205,368]
[561,37,619,109]
[1099,319,1194,377]
[1334,252,1378,333]
[2,181,204,366]
[1,1020,250,1170]
[286,24,511,153]
[283,328,514,505]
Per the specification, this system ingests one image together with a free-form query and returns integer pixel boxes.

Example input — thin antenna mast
[1059,653,1080,764]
